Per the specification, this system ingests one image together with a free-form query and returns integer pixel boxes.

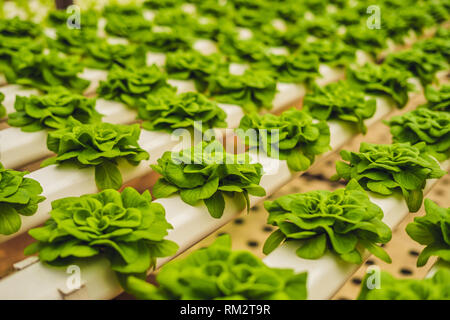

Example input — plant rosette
[165,50,229,93]
[385,108,450,161]
[97,65,175,108]
[237,108,330,172]
[254,53,320,85]
[135,27,193,53]
[104,14,152,39]
[358,268,450,300]
[41,120,150,191]
[385,48,447,87]
[138,91,227,133]
[8,89,102,132]
[298,39,355,68]
[303,81,376,134]
[25,188,178,277]
[347,63,416,108]
[208,68,277,113]
[151,141,266,218]
[406,199,450,267]
[48,27,99,56]
[84,41,146,70]
[123,234,308,300]
[263,179,392,264]
[10,49,90,93]
[332,142,446,212]
[0,162,45,235]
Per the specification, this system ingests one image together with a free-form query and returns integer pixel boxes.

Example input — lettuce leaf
[0,162,45,235]
[406,199,450,266]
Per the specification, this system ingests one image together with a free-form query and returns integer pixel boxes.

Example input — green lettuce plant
[41,121,150,191]
[105,14,152,39]
[165,50,228,92]
[48,27,99,55]
[332,142,446,212]
[153,7,196,29]
[135,27,193,53]
[406,199,450,266]
[138,91,227,133]
[298,39,355,67]
[8,90,102,132]
[343,24,387,58]
[84,41,146,70]
[254,53,319,84]
[46,9,98,29]
[385,108,450,161]
[233,6,275,29]
[294,17,338,39]
[237,108,330,171]
[10,49,90,93]
[303,81,376,134]
[25,187,178,276]
[97,65,174,108]
[103,4,142,18]
[385,48,447,86]
[421,85,450,112]
[217,30,267,63]
[347,63,415,108]
[274,0,306,23]
[124,234,308,300]
[358,268,450,300]
[144,0,181,9]
[0,17,44,80]
[151,141,266,218]
[413,30,450,64]
[208,68,277,113]
[0,17,41,39]
[248,24,285,48]
[0,162,45,235]
[263,179,392,264]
